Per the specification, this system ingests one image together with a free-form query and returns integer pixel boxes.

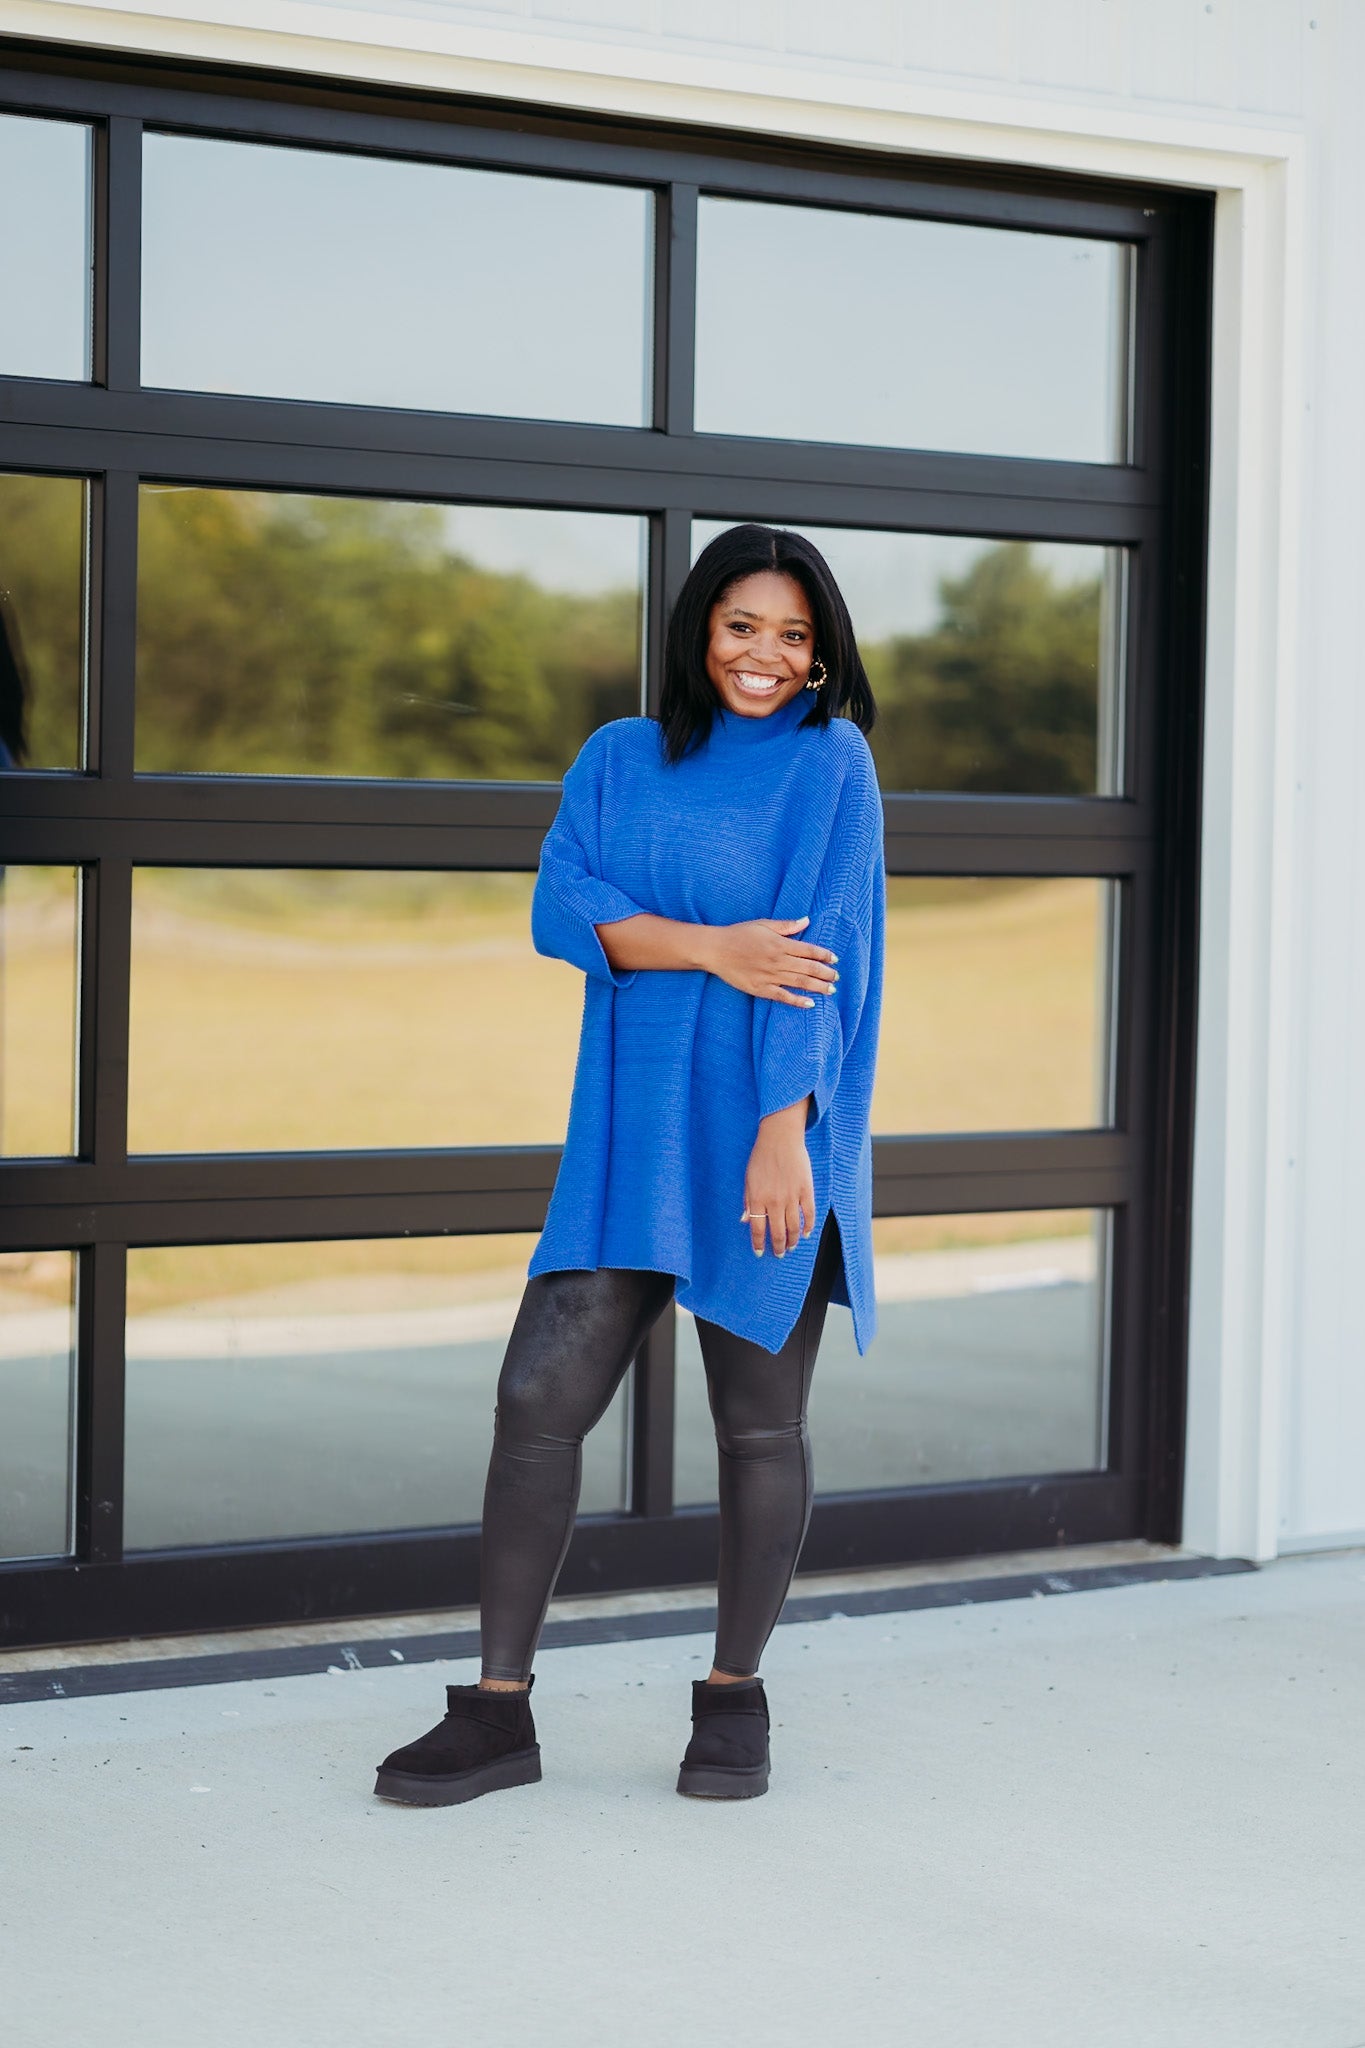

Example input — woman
[375,524,885,1807]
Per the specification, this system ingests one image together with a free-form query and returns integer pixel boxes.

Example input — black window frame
[0,46,1212,1648]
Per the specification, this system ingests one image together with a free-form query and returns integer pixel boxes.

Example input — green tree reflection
[136,492,642,780]
[0,472,85,770]
[863,541,1103,794]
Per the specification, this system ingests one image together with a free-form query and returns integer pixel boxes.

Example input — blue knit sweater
[527,687,886,1355]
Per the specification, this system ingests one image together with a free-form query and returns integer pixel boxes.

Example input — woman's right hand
[700,917,839,1008]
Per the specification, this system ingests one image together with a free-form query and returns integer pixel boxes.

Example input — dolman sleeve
[531,730,646,989]
[757,749,885,1128]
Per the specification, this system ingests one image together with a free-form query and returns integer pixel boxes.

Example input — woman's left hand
[742,1098,816,1257]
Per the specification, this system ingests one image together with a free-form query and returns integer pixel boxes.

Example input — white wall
[9,0,1363,1554]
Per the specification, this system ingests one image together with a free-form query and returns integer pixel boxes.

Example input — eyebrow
[725,606,812,625]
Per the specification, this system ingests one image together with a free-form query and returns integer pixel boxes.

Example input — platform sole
[676,1762,770,1799]
[373,1745,542,1807]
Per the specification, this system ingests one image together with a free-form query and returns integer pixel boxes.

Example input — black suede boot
[374,1677,541,1807]
[676,1677,770,1799]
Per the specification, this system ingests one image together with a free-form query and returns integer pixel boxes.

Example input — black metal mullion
[0,1469,1139,1649]
[1,775,1159,835]
[101,117,142,394]
[630,1318,676,1520]
[86,854,132,1176]
[72,1238,126,1563]
[0,402,1161,536]
[660,182,697,439]
[0,59,1165,240]
[89,471,138,781]
[1142,194,1214,1543]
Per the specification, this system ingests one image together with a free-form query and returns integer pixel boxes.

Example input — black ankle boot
[676,1677,770,1799]
[374,1677,541,1807]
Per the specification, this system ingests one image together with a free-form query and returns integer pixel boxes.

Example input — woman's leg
[694,1210,844,1679]
[479,1264,675,1683]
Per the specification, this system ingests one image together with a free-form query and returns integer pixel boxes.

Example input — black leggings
[479,1210,844,1682]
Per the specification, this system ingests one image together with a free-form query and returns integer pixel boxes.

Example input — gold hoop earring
[804,657,828,691]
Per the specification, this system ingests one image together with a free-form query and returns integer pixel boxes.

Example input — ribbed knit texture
[528,688,886,1355]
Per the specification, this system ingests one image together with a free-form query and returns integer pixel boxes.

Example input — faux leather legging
[479,1210,844,1682]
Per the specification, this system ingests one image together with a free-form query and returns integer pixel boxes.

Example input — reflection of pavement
[1,1277,1102,1559]
[677,1283,1103,1502]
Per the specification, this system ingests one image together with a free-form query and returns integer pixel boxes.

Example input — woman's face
[704,570,815,719]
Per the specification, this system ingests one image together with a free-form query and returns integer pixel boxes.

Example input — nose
[746,627,788,665]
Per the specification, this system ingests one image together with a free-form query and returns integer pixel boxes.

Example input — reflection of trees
[136,493,640,779]
[0,473,84,769]
[862,542,1102,794]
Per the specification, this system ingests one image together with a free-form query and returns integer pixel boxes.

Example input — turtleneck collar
[708,688,816,748]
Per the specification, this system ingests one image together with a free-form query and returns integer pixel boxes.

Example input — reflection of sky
[693,520,1105,640]
[696,198,1128,464]
[0,115,91,382]
[141,134,652,426]
[437,504,645,597]
[140,484,646,600]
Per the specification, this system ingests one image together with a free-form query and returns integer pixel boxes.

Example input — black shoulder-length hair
[657,523,876,766]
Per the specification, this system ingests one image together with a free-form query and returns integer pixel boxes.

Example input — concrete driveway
[4,1548,1363,2048]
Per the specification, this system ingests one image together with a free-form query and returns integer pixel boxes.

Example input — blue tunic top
[527,687,886,1356]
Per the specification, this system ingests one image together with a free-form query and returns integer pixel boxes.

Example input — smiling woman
[373,522,887,1805]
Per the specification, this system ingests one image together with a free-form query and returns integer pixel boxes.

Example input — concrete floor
[4,1549,1364,2048]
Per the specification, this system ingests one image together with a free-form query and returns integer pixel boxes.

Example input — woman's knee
[711,1408,807,1462]
[493,1352,592,1451]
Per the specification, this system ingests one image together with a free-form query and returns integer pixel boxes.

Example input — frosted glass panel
[143,135,653,425]
[0,115,92,382]
[124,1235,628,1548]
[696,197,1130,462]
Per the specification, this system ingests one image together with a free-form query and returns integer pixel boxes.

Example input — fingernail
[830,955,839,964]
[803,998,815,1008]
[752,1248,763,1259]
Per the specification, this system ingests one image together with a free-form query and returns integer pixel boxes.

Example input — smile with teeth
[731,670,784,695]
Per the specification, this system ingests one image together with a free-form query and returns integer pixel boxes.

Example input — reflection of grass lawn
[5,872,1103,1309]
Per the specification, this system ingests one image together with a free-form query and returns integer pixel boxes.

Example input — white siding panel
[1277,0,1365,1546]
[657,0,784,51]
[1017,0,1126,99]
[784,0,901,70]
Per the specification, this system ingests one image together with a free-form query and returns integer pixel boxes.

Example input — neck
[710,689,813,744]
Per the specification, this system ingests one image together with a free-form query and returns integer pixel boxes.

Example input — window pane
[123,1236,627,1549]
[127,870,581,1154]
[696,197,1130,462]
[142,134,653,426]
[135,490,645,780]
[675,1210,1108,1504]
[693,522,1125,795]
[0,115,92,382]
[0,866,80,1158]
[0,1249,76,1560]
[875,879,1117,1136]
[0,472,87,771]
